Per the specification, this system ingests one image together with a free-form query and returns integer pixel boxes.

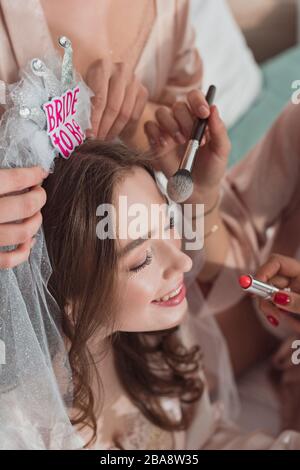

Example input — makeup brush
[167,85,216,203]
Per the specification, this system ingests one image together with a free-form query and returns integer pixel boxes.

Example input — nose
[159,239,193,281]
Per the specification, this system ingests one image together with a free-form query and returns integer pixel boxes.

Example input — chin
[119,299,188,333]
[150,298,188,332]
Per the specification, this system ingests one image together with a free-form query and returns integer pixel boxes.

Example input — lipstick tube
[239,275,280,300]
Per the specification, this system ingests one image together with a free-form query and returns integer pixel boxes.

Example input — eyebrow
[119,230,153,257]
[118,196,170,257]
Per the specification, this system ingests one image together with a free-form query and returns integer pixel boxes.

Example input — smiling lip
[151,282,186,307]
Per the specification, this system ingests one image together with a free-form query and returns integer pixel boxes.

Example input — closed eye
[130,250,153,273]
[129,217,174,274]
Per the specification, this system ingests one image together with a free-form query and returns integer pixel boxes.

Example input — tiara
[0,36,92,170]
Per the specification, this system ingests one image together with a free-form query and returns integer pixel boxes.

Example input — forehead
[116,167,164,209]
[114,167,167,247]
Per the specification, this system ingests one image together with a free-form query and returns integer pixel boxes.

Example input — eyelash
[129,217,175,274]
[130,250,153,273]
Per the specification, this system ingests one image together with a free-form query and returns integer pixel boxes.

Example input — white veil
[0,37,92,449]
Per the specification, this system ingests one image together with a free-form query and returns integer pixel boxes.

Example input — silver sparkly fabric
[59,36,75,90]
[31,58,61,99]
[0,36,92,449]
[19,106,47,129]
[0,81,6,105]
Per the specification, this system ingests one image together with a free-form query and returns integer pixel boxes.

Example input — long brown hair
[42,140,203,447]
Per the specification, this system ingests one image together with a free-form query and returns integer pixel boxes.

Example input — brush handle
[178,85,216,171]
[191,85,216,142]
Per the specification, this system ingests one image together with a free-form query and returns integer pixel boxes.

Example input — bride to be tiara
[0,35,92,171]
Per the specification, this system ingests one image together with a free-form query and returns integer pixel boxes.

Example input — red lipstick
[152,283,186,307]
[239,274,279,299]
[239,275,252,289]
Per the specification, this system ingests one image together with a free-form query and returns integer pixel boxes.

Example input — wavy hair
[42,140,204,447]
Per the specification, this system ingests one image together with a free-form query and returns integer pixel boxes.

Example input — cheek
[117,268,160,330]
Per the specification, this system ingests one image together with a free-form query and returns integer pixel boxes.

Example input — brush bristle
[166,169,194,203]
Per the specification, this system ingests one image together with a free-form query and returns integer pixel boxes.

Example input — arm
[123,0,203,151]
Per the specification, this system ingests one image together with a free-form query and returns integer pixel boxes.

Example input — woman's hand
[86,58,149,141]
[144,89,230,205]
[0,167,48,269]
[255,253,300,331]
[255,254,300,429]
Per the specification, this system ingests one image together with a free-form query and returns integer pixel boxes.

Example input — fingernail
[198,105,210,117]
[273,292,291,306]
[174,132,186,145]
[159,137,167,147]
[267,315,279,327]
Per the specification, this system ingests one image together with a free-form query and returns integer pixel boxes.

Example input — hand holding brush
[144,88,230,206]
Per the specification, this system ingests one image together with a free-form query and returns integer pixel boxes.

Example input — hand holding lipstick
[253,254,300,331]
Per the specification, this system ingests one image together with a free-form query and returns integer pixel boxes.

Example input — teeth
[157,285,182,302]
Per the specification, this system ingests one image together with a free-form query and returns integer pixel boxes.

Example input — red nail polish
[267,315,279,327]
[273,292,290,306]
